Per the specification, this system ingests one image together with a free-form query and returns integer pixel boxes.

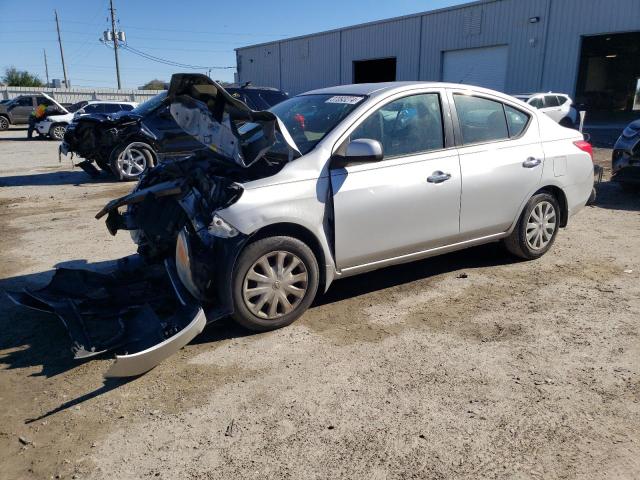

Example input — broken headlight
[208,214,238,238]
[175,228,200,299]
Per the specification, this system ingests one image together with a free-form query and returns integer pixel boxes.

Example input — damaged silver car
[7,74,595,377]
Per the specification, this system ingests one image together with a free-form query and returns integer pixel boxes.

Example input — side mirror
[336,138,383,167]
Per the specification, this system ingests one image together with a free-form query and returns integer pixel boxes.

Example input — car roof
[514,92,569,97]
[302,81,528,102]
[86,100,137,105]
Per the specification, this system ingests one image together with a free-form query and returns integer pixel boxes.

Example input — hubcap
[0,117,8,129]
[118,147,147,177]
[53,125,66,138]
[242,251,308,320]
[526,201,557,250]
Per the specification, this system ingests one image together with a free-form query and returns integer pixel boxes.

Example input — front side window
[529,97,544,109]
[453,94,509,144]
[16,96,33,106]
[351,93,444,157]
[120,104,134,111]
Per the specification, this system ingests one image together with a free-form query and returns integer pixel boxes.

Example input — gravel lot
[0,126,639,480]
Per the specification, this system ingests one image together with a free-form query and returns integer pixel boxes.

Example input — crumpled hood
[166,73,299,167]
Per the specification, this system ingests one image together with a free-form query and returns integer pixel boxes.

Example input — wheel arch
[246,222,330,293]
[533,185,569,227]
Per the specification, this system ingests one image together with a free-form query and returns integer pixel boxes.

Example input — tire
[620,182,639,193]
[587,186,597,205]
[110,143,155,181]
[49,123,67,140]
[503,193,561,260]
[0,116,9,131]
[231,236,319,332]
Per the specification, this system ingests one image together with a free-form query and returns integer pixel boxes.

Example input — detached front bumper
[4,256,206,378]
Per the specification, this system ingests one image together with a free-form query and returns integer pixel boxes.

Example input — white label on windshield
[325,95,362,105]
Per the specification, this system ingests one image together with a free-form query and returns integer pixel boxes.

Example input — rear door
[449,91,544,238]
[330,90,461,269]
[10,96,35,123]
[541,95,563,122]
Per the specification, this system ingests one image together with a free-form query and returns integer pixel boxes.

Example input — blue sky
[0,0,465,89]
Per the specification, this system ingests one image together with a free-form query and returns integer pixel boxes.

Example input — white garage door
[442,45,508,92]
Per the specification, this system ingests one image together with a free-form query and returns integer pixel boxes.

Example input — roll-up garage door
[442,45,508,92]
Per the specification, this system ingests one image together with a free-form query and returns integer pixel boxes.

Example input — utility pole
[43,49,50,87]
[54,10,69,87]
[109,0,122,89]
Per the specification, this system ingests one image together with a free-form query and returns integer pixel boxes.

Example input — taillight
[573,140,593,161]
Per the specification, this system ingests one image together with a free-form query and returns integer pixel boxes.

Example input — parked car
[225,83,289,110]
[8,74,596,377]
[35,100,138,140]
[612,118,640,190]
[513,93,578,128]
[61,85,288,181]
[0,93,66,130]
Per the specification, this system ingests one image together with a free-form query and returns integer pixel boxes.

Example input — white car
[36,100,138,140]
[513,93,578,128]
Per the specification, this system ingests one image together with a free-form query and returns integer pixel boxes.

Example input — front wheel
[0,116,9,131]
[503,193,560,260]
[49,123,67,140]
[231,236,319,331]
[110,144,154,181]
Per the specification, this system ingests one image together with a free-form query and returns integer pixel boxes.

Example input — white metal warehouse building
[235,0,640,112]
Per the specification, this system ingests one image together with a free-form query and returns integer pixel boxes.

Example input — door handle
[522,157,542,168]
[427,171,452,183]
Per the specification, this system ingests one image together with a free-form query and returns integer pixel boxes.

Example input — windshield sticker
[325,95,363,105]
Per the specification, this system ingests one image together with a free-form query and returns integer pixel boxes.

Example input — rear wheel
[0,116,9,131]
[231,236,319,331]
[504,193,560,260]
[49,123,67,140]
[110,144,154,181]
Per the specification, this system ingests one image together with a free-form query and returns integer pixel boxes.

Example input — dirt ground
[0,126,638,480]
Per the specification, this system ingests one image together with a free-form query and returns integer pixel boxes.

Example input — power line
[120,44,234,70]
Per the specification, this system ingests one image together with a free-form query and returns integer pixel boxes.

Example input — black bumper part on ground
[4,256,206,377]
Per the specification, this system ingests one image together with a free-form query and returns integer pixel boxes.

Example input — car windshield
[238,93,366,157]
[132,91,167,115]
[67,101,88,113]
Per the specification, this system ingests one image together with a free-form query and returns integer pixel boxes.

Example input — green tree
[2,67,44,87]
[140,79,167,90]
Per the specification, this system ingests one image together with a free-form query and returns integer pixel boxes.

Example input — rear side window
[102,104,121,113]
[453,94,509,144]
[15,96,33,106]
[555,95,568,105]
[504,105,530,138]
[544,95,560,107]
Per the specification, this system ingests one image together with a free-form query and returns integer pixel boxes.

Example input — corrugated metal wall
[236,0,640,96]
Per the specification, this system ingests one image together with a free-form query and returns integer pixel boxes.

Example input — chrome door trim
[337,231,507,277]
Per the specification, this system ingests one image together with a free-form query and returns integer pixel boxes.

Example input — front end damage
[6,74,299,377]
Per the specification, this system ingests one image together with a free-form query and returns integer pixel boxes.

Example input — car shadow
[592,180,640,212]
[0,241,570,421]
[0,169,113,187]
[316,242,515,306]
[0,135,51,142]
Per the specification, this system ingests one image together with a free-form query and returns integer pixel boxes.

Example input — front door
[144,104,204,157]
[450,92,544,237]
[330,92,461,270]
